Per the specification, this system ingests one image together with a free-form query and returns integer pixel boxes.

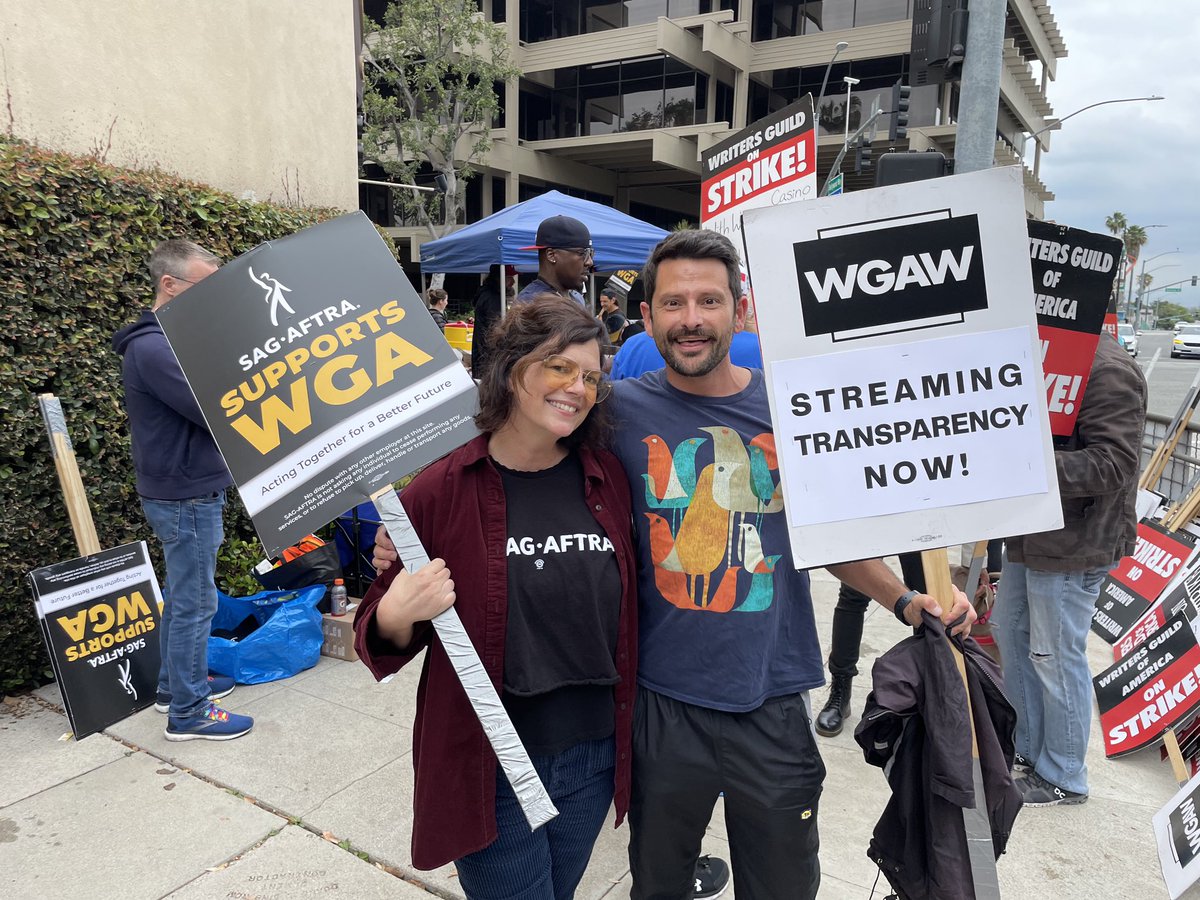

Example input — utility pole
[953,2,1006,174]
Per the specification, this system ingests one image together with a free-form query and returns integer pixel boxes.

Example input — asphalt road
[1130,330,1200,419]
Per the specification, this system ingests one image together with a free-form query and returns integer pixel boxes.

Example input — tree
[1104,211,1127,238]
[1122,224,1149,310]
[361,0,519,239]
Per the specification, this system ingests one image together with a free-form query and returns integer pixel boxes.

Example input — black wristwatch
[893,589,919,626]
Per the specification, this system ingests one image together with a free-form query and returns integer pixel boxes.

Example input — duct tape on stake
[372,487,558,829]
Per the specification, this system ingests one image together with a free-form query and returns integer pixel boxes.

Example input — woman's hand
[373,525,399,572]
[374,558,456,648]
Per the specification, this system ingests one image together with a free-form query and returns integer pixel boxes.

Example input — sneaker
[1012,752,1034,776]
[1018,771,1086,807]
[693,855,730,899]
[165,701,254,742]
[155,675,237,713]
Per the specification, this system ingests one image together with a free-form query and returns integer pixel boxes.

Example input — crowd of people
[115,210,1146,899]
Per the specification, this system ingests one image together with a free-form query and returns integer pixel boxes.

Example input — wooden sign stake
[38,394,100,556]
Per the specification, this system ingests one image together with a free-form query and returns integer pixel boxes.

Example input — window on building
[751,0,908,41]
[747,55,934,139]
[521,56,710,139]
[522,0,737,43]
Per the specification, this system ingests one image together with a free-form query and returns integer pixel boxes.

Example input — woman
[427,287,449,331]
[354,296,636,899]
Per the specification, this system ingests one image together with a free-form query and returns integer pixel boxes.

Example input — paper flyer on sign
[769,327,1046,525]
[155,212,480,557]
[1155,769,1200,898]
[741,166,1062,568]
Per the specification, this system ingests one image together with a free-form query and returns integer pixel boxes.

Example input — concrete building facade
[1,0,359,211]
[367,0,1067,263]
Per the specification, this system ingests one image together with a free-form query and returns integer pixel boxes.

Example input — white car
[1117,323,1139,357]
[1172,325,1200,359]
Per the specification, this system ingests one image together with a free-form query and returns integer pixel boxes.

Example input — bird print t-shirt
[611,369,823,712]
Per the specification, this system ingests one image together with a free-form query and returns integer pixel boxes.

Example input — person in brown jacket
[992,332,1147,806]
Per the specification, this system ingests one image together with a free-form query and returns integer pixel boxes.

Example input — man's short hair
[600,287,619,301]
[149,240,221,289]
[641,229,741,309]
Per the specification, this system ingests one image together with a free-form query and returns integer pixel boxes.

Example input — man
[612,228,971,899]
[598,287,628,342]
[993,332,1146,807]
[515,215,592,305]
[374,229,971,898]
[113,239,254,742]
[611,326,762,380]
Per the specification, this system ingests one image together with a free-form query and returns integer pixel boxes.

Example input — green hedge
[0,139,359,692]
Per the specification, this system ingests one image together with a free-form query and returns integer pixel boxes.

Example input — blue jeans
[991,556,1108,795]
[455,738,615,900]
[141,491,225,718]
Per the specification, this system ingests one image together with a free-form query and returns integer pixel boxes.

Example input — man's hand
[905,585,976,635]
[373,524,399,573]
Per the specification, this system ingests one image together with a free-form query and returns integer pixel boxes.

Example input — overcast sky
[1037,0,1200,318]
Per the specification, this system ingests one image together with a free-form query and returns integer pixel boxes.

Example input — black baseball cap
[519,215,592,251]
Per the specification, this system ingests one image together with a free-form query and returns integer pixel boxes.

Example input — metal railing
[1142,412,1200,501]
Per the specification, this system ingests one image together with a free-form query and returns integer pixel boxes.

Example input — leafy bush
[0,138,361,692]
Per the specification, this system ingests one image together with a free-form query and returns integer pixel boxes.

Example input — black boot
[815,674,853,737]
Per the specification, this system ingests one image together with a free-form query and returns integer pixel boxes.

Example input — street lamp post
[1134,250,1181,325]
[1128,244,1176,321]
[842,76,860,149]
[1022,95,1165,156]
[816,41,849,135]
[1122,225,1170,318]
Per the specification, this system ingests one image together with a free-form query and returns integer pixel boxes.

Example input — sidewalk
[2,567,1193,899]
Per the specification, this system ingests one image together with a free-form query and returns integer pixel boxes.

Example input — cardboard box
[321,601,360,661]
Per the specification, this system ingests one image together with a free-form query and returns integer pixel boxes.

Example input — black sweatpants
[628,687,826,900]
[829,551,928,678]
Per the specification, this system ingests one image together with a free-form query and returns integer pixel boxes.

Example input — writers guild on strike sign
[1094,611,1200,758]
[1027,220,1121,437]
[1093,520,1197,644]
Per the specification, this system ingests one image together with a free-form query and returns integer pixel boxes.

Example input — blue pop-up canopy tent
[419,190,669,273]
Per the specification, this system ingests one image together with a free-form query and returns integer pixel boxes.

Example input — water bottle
[330,578,348,617]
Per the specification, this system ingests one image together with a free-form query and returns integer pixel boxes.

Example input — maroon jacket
[354,434,638,870]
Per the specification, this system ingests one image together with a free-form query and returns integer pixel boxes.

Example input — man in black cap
[515,215,592,306]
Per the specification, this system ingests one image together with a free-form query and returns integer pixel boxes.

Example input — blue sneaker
[165,701,254,742]
[155,675,236,713]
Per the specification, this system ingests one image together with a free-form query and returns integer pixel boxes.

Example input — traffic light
[889,82,912,142]
[855,136,873,175]
[1193,275,1198,287]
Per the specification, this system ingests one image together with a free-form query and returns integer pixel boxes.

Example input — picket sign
[371,487,558,830]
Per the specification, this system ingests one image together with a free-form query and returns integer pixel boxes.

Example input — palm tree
[1105,212,1130,302]
[1124,224,1149,260]
[1123,224,1149,311]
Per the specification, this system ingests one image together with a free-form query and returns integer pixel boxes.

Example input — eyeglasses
[539,354,611,402]
[556,247,594,264]
[168,274,197,285]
